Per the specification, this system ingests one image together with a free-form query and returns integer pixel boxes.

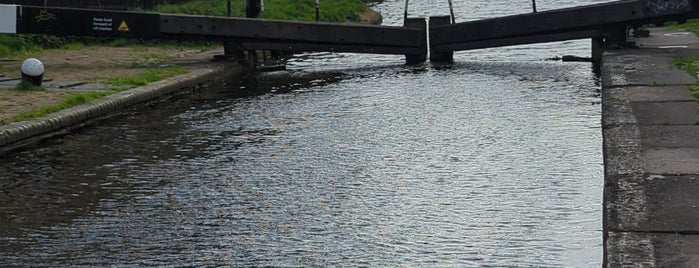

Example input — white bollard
[21,58,45,86]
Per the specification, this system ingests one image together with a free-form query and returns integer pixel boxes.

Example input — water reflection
[0,0,606,266]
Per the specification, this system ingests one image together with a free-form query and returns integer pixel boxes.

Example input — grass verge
[14,80,46,91]
[666,19,699,36]
[671,56,699,101]
[1,91,113,125]
[1,66,187,125]
[668,20,699,101]
[103,66,188,88]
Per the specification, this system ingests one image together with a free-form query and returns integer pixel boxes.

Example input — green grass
[691,85,699,99]
[0,35,216,57]
[61,42,85,50]
[128,53,174,68]
[1,66,188,124]
[671,56,699,77]
[13,80,46,91]
[149,0,369,22]
[672,56,699,102]
[666,19,699,36]
[0,35,43,57]
[1,91,113,125]
[103,66,187,87]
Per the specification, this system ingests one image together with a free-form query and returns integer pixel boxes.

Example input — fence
[0,0,193,10]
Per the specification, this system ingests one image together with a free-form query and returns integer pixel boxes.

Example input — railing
[0,0,192,10]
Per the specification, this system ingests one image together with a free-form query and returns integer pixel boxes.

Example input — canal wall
[0,56,246,156]
[602,27,699,266]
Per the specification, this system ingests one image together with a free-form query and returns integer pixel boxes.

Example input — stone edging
[0,62,243,156]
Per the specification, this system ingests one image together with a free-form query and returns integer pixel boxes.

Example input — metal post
[532,0,537,13]
[223,0,233,57]
[245,0,262,69]
[315,0,320,22]
[448,0,455,23]
[246,0,261,18]
[404,0,409,21]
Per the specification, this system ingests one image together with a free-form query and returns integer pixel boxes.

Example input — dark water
[1,0,608,267]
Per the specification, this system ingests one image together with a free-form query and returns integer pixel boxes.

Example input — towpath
[603,27,699,266]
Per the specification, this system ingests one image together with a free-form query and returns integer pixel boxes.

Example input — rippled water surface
[1,0,608,266]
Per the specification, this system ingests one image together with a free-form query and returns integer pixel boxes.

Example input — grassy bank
[1,66,188,125]
[1,91,113,125]
[667,19,699,36]
[668,19,699,101]
[671,56,699,101]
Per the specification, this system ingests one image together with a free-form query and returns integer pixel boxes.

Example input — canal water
[1,0,608,266]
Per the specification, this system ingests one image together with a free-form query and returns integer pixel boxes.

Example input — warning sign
[118,20,130,32]
[92,17,113,31]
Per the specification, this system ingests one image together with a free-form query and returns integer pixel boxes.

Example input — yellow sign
[118,20,130,32]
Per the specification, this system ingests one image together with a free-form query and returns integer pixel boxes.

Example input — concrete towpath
[603,27,699,266]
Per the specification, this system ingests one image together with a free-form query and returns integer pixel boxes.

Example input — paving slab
[640,125,699,148]
[0,79,111,92]
[627,86,696,102]
[606,232,699,267]
[607,174,699,231]
[643,148,699,175]
[625,53,697,86]
[637,28,699,48]
[631,101,699,125]
[0,77,20,83]
[602,50,698,87]
[44,81,111,92]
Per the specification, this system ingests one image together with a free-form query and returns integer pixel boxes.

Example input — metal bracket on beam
[602,27,634,49]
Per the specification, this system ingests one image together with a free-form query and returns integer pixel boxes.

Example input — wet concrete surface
[607,232,699,267]
[0,79,111,92]
[640,125,699,147]
[632,101,699,125]
[603,27,699,267]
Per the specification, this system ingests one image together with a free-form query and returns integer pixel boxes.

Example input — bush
[0,34,42,57]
